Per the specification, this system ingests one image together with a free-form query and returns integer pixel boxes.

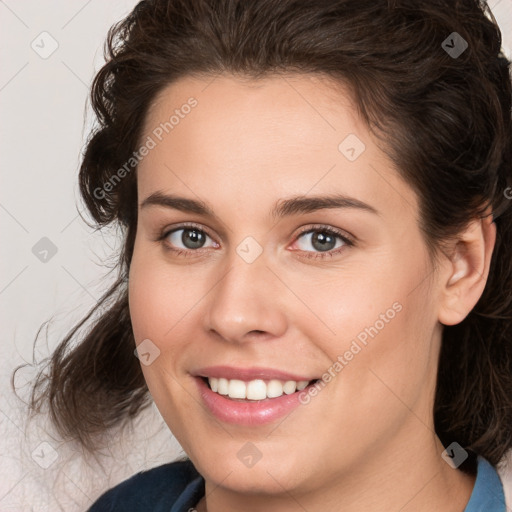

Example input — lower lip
[194,377,314,426]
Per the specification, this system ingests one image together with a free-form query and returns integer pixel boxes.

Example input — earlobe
[438,210,496,326]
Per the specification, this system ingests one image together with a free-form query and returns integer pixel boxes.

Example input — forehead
[142,73,362,156]
[136,73,417,220]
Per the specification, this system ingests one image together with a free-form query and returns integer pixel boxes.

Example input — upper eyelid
[295,224,353,241]
[163,222,216,241]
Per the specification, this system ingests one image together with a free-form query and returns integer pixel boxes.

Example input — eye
[291,225,354,259]
[159,223,218,256]
[157,222,354,260]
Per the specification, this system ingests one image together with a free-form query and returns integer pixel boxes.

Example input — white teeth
[217,378,228,395]
[296,380,308,391]
[246,379,267,400]
[283,381,298,394]
[267,379,284,398]
[228,379,246,399]
[206,377,311,400]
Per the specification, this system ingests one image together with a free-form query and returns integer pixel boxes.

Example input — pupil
[312,232,335,252]
[183,229,205,249]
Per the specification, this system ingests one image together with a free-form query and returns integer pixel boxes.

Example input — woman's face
[129,74,444,498]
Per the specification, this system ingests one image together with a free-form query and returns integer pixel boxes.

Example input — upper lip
[193,365,317,382]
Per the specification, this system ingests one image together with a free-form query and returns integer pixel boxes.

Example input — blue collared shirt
[87,455,506,511]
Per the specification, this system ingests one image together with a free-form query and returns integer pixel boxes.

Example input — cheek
[128,246,206,344]
[127,248,198,431]
[286,262,404,359]
[296,248,436,402]
[332,274,437,430]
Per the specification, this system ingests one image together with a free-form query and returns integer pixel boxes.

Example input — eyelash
[156,222,355,260]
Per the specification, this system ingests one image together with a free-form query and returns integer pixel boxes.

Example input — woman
[16,0,512,510]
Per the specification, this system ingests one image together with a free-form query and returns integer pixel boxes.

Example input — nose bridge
[204,246,288,343]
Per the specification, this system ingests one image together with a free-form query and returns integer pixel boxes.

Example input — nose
[203,252,288,344]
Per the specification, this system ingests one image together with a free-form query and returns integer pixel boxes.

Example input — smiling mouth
[201,376,320,401]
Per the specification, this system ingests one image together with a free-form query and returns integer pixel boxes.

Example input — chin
[194,449,310,495]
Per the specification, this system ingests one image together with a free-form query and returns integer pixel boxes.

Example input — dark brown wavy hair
[12,0,512,467]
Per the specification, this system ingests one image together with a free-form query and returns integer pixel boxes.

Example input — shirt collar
[463,456,506,512]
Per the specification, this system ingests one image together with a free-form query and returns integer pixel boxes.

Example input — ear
[437,207,496,326]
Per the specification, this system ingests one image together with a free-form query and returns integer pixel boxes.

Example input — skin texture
[128,73,496,512]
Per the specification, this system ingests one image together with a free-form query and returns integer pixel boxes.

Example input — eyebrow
[140,191,380,219]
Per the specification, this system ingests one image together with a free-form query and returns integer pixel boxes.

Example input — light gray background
[1,1,511,510]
